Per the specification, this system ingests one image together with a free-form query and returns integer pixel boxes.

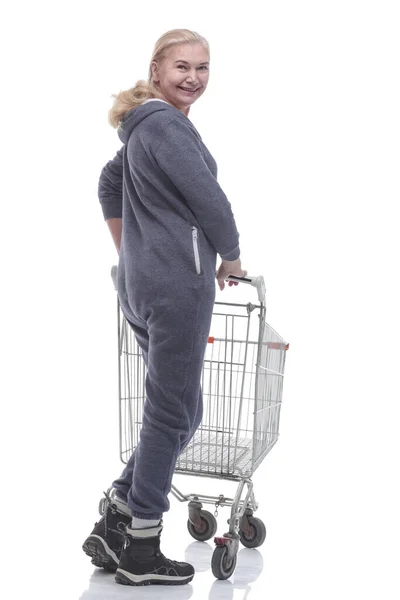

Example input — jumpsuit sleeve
[98,146,124,220]
[154,118,240,261]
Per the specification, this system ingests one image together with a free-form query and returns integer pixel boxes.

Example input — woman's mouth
[178,86,199,94]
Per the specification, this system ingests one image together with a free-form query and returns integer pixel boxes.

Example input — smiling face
[150,43,210,115]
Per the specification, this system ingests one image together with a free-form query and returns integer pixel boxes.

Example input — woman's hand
[216,258,247,291]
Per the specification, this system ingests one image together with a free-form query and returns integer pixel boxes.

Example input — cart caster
[187,509,218,542]
[239,516,267,548]
[212,535,239,580]
[212,545,237,580]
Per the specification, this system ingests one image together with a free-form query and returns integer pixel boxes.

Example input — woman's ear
[150,61,159,83]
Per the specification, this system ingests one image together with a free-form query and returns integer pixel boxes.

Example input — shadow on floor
[80,542,264,599]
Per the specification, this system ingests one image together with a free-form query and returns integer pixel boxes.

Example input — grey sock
[131,516,160,529]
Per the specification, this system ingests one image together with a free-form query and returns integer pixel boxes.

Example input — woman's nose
[186,70,198,82]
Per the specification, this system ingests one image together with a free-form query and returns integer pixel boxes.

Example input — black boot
[115,522,194,586]
[82,490,132,572]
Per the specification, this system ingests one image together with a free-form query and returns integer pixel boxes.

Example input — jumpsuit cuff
[219,246,241,262]
[101,203,123,220]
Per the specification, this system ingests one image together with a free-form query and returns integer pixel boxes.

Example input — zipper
[192,227,201,275]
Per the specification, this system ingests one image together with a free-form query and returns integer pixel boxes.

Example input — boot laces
[117,521,128,534]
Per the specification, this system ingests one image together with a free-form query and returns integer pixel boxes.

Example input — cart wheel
[239,516,267,548]
[187,510,218,542]
[211,545,237,580]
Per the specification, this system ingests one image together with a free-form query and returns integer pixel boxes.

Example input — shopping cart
[111,266,288,580]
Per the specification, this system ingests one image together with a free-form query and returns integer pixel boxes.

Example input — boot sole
[115,569,194,586]
[82,535,119,572]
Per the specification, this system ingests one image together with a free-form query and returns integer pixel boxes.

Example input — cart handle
[226,275,266,304]
[111,266,266,304]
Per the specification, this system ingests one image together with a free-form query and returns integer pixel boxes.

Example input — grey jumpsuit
[98,100,240,520]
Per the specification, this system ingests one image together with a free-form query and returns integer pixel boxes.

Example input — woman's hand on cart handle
[225,273,267,305]
[216,258,247,291]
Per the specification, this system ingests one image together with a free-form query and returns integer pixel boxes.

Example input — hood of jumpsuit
[117,100,174,144]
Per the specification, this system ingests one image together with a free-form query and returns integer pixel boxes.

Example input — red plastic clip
[214,536,229,546]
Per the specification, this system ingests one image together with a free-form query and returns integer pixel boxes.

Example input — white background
[1,1,399,598]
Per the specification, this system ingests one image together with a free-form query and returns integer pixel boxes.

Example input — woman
[83,28,246,587]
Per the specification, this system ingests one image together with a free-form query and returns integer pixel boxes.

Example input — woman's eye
[177,64,208,70]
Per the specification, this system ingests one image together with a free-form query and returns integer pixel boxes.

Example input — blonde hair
[108,29,210,129]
